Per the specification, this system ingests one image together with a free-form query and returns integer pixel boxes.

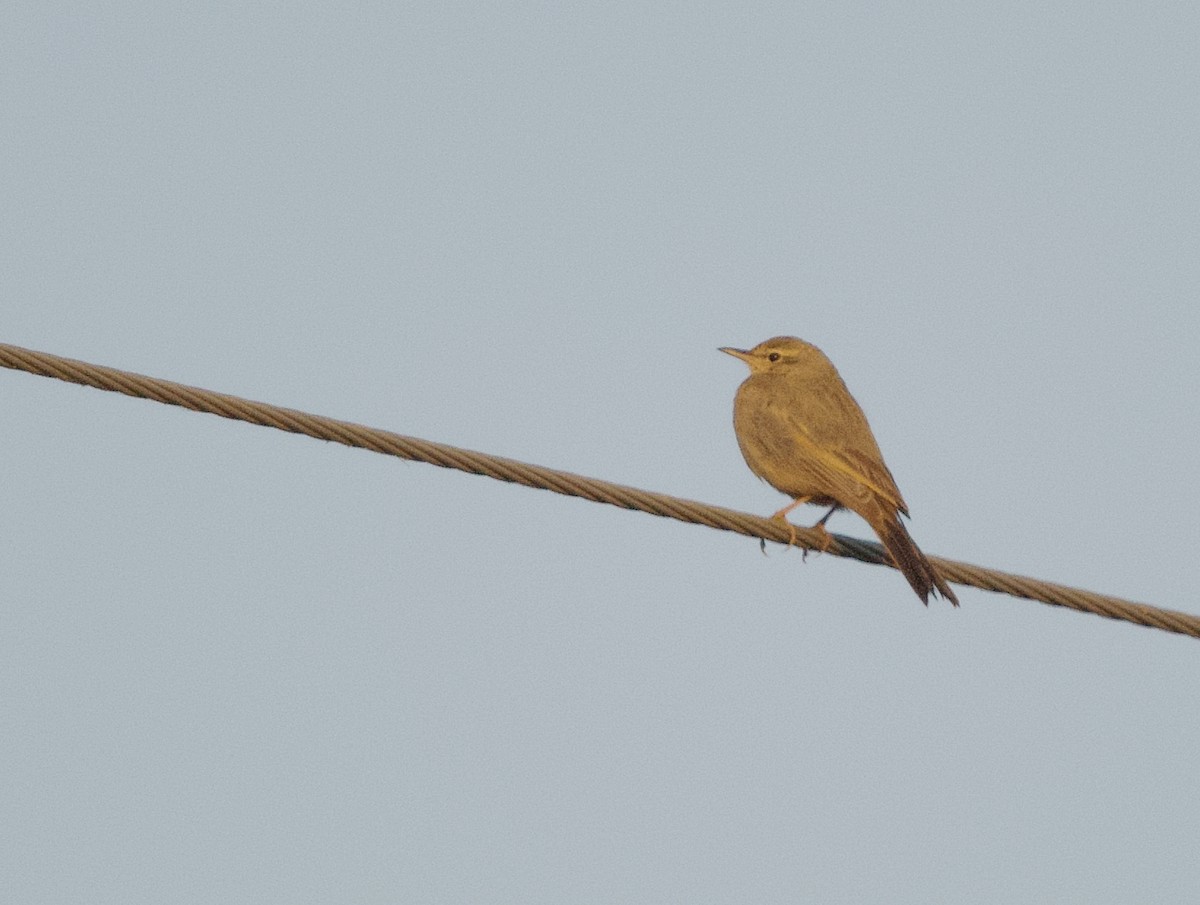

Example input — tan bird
[720,336,958,606]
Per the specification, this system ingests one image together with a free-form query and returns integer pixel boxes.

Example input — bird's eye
[767,352,781,362]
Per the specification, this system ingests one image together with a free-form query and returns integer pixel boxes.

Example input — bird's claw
[801,523,835,561]
[768,515,799,552]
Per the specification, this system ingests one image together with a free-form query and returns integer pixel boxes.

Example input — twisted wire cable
[2,341,1195,640]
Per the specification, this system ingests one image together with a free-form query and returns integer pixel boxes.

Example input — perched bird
[720,336,958,606]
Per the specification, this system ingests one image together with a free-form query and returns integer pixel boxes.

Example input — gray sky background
[4,2,1199,902]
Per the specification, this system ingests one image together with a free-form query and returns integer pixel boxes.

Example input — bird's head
[719,336,827,376]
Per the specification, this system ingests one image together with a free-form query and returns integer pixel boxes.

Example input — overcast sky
[4,2,1199,902]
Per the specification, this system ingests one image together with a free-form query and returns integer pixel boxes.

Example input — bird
[719,336,958,606]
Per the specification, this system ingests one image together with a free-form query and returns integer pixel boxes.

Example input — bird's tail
[872,511,959,607]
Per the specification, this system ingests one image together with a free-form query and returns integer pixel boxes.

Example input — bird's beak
[719,346,752,363]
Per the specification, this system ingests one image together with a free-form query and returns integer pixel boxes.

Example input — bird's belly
[741,449,842,506]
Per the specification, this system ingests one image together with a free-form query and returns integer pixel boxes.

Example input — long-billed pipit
[720,336,958,606]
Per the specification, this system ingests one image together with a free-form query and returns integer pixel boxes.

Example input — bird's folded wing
[785,413,909,516]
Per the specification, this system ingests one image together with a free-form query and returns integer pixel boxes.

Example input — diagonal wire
[2,340,1196,640]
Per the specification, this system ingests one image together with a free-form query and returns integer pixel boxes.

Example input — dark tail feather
[873,513,959,607]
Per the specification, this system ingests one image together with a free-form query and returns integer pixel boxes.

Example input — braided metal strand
[2,341,1195,640]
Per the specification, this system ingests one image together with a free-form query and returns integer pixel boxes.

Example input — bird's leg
[802,505,838,561]
[769,497,810,550]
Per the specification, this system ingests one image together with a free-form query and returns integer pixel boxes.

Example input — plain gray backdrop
[4,2,1198,902]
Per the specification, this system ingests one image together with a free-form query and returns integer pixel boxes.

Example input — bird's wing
[780,380,910,516]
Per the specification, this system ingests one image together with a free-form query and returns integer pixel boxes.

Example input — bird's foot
[769,514,799,551]
[801,523,835,562]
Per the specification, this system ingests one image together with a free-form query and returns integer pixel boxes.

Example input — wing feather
[775,376,909,516]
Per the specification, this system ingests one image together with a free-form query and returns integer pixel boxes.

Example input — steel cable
[2,341,1195,640]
